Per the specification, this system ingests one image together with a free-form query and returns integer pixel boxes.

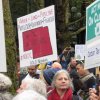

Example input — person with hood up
[0,73,13,100]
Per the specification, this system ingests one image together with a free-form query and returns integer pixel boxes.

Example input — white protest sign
[17,5,57,67]
[75,45,85,60]
[0,0,7,72]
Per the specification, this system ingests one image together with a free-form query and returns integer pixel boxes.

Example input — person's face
[55,73,70,90]
[71,59,77,67]
[76,64,84,76]
[28,65,37,76]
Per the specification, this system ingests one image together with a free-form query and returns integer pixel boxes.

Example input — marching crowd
[0,46,100,100]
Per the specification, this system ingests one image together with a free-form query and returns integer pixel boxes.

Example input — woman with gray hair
[17,78,47,97]
[0,73,13,100]
[13,90,47,100]
[48,69,73,100]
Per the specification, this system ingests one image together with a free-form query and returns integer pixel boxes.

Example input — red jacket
[48,88,73,100]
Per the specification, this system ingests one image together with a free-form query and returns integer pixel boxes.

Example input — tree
[53,0,94,52]
[3,0,17,93]
[9,0,94,54]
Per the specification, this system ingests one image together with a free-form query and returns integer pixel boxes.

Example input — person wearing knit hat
[52,62,62,69]
[43,68,61,86]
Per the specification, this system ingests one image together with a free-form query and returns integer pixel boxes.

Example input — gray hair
[0,92,13,100]
[52,70,74,89]
[0,73,12,91]
[13,90,47,100]
[21,78,47,97]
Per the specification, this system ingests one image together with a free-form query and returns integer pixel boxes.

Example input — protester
[58,46,71,69]
[89,85,100,100]
[58,54,68,69]
[17,78,33,93]
[23,64,39,81]
[67,57,77,72]
[17,78,47,97]
[48,70,73,100]
[13,90,47,100]
[76,61,96,99]
[67,57,82,95]
[0,73,13,100]
[66,43,75,64]
[42,68,61,86]
[40,67,61,93]
[76,61,96,91]
[52,62,62,69]
[61,44,75,65]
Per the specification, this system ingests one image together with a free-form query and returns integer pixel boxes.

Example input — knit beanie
[43,68,61,85]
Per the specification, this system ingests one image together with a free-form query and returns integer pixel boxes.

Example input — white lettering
[94,13,100,23]
[88,17,93,26]
[95,22,100,36]
[91,5,97,14]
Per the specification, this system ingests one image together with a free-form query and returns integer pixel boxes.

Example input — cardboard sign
[0,0,7,72]
[75,45,85,60]
[17,5,57,67]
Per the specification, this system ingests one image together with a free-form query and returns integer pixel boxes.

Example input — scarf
[48,88,73,100]
[80,73,96,83]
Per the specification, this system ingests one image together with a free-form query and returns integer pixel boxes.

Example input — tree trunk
[3,0,17,93]
[29,0,44,13]
[55,0,69,32]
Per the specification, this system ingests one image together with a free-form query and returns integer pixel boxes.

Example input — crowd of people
[0,45,100,100]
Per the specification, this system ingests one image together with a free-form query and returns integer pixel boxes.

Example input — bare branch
[66,26,86,38]
[66,16,86,27]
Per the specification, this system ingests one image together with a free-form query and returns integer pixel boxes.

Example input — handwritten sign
[75,45,85,60]
[17,5,57,67]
